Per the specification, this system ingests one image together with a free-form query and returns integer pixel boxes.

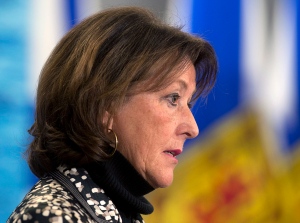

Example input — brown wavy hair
[27,6,218,177]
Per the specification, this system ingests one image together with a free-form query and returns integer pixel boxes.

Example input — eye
[166,93,180,107]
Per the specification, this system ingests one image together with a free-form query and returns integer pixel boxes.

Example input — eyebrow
[177,79,196,95]
[178,80,187,90]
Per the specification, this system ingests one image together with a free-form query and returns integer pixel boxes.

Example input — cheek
[145,110,174,132]
[142,114,178,153]
[113,98,178,152]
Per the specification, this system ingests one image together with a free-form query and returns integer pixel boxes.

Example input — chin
[159,182,173,188]
[151,176,174,188]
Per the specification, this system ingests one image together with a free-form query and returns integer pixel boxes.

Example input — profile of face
[110,61,199,188]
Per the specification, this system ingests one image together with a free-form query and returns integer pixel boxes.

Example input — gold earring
[107,129,118,157]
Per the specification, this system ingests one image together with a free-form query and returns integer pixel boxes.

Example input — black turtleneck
[84,151,154,222]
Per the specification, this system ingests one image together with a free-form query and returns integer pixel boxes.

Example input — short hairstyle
[27,6,218,177]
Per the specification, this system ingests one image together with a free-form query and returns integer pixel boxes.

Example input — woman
[8,6,217,223]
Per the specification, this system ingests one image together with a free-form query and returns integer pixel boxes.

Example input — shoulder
[7,176,94,223]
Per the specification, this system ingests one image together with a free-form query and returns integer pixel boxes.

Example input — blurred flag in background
[0,1,33,220]
[145,109,281,222]
[0,0,299,222]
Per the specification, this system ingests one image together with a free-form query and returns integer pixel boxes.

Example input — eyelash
[166,93,193,109]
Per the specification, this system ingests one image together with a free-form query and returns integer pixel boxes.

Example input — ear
[102,111,114,130]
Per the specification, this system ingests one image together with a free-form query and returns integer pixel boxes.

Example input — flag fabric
[0,1,32,221]
[189,0,299,151]
[240,0,299,152]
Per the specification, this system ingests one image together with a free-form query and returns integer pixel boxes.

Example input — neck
[84,151,154,215]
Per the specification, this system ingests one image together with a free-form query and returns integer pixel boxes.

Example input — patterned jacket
[7,165,148,223]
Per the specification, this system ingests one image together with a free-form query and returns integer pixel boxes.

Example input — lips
[163,149,182,157]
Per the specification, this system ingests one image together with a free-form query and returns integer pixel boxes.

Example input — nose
[180,107,199,139]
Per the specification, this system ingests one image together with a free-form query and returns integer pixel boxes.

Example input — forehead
[127,59,196,96]
[169,63,196,90]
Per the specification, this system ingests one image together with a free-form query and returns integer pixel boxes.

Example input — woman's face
[111,61,199,188]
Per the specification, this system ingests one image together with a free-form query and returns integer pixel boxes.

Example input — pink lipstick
[163,149,182,157]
